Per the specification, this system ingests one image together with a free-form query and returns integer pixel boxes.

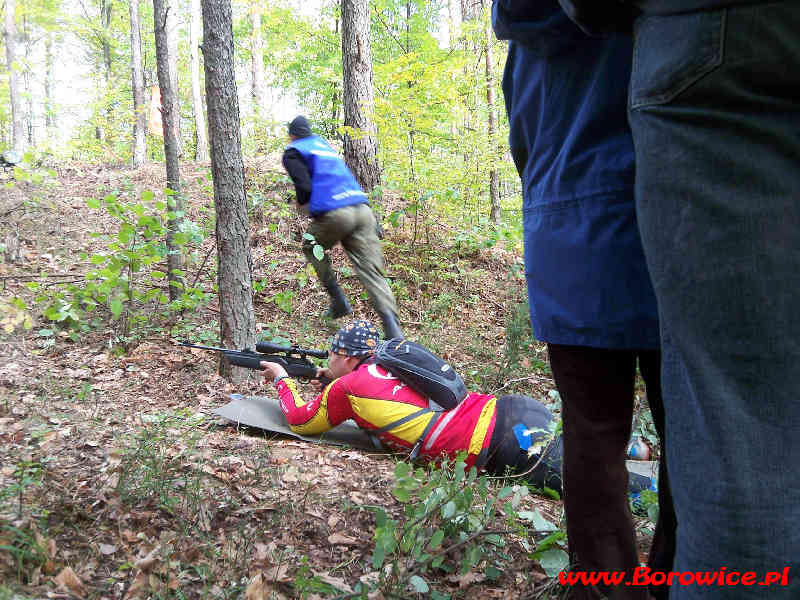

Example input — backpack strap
[366,404,443,460]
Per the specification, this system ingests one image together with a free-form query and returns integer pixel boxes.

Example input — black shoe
[323,280,353,319]
[378,310,403,340]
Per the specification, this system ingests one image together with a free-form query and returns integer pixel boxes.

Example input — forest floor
[0,161,657,600]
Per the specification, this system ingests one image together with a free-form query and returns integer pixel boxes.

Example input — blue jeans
[629,3,800,597]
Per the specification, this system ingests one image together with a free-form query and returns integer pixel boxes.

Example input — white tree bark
[4,0,25,153]
[45,34,55,140]
[249,0,267,116]
[166,0,182,156]
[129,0,147,167]
[190,0,209,161]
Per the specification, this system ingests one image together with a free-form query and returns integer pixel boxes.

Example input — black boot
[378,310,403,340]
[323,279,353,319]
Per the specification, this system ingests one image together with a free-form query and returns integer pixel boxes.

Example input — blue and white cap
[331,320,380,357]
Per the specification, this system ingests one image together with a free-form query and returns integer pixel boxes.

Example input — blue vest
[287,135,367,216]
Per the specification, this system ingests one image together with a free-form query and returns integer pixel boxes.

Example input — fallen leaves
[54,566,87,598]
[327,532,359,546]
[0,163,560,600]
[245,572,289,600]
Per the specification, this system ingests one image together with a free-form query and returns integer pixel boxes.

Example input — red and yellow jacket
[276,361,497,469]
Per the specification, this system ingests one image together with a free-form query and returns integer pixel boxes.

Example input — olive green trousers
[303,203,397,315]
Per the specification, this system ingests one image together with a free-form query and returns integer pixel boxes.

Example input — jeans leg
[629,5,800,598]
[548,344,647,600]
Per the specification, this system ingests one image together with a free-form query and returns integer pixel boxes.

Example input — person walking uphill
[281,116,402,340]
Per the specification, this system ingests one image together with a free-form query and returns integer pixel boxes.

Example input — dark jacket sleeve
[556,0,638,35]
[492,0,594,56]
[282,148,311,205]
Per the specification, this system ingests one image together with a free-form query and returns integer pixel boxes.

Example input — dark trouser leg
[630,6,800,598]
[340,203,399,317]
[638,351,675,599]
[304,207,355,317]
[303,210,349,285]
[548,344,647,600]
[487,394,563,492]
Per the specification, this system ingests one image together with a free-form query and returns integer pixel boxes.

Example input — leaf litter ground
[0,162,657,599]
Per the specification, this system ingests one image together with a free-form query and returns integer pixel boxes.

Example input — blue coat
[286,135,367,216]
[493,1,659,349]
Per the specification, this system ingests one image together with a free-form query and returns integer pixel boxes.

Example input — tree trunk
[461,0,480,21]
[100,0,112,143]
[447,0,460,46]
[129,0,147,167]
[4,0,24,153]
[45,34,55,139]
[201,0,256,382]
[166,0,182,156]
[341,0,381,195]
[249,0,267,116]
[485,14,500,224]
[23,16,33,147]
[153,0,185,301]
[190,0,209,161]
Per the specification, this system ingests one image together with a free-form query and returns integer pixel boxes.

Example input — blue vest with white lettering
[287,135,368,216]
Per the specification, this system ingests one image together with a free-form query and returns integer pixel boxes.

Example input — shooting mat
[213,393,375,450]
[214,394,659,483]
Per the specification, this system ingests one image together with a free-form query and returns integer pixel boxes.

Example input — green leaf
[118,223,135,244]
[374,508,387,528]
[442,501,456,519]
[38,329,54,337]
[537,548,570,578]
[486,565,502,580]
[647,503,660,523]
[109,298,124,318]
[86,197,101,209]
[313,244,324,261]
[303,232,315,241]
[371,545,385,569]
[393,487,411,503]
[409,575,429,593]
[518,509,556,532]
[429,529,445,550]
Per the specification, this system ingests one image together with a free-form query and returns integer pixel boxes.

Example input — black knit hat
[288,115,312,138]
[330,320,380,357]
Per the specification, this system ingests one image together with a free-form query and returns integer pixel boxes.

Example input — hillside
[0,163,655,599]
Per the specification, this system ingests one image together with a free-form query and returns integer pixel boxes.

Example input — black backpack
[365,338,468,460]
[375,338,467,411]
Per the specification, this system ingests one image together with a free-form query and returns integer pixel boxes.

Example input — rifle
[180,341,332,385]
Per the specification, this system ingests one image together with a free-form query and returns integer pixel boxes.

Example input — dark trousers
[548,344,675,600]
